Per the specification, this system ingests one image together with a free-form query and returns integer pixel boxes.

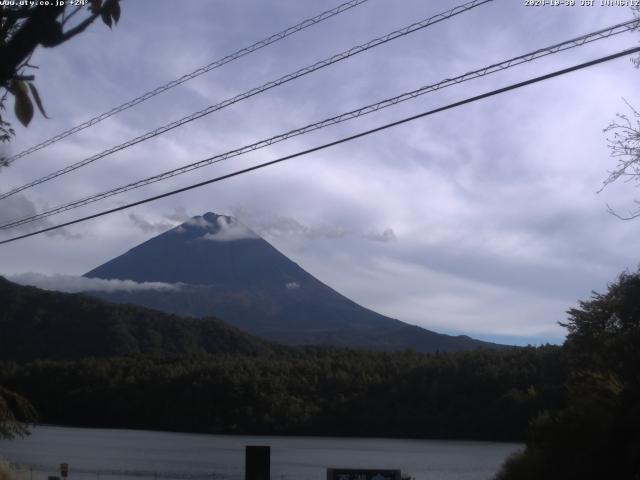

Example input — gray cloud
[364,228,396,243]
[0,193,83,240]
[128,207,192,234]
[8,273,181,293]
[128,213,174,234]
[232,207,396,243]
[1,1,639,344]
[0,194,40,226]
[163,207,191,223]
[45,228,84,240]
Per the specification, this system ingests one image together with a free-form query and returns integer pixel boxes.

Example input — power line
[2,45,638,246]
[2,18,637,231]
[0,0,493,201]
[1,0,372,167]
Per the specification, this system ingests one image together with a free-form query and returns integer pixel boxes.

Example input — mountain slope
[0,277,275,361]
[85,212,503,352]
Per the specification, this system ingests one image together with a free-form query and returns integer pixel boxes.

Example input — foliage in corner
[0,456,24,480]
[0,386,37,440]
[494,268,640,480]
[0,0,121,148]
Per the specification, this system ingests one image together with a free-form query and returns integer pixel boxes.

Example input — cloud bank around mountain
[200,216,260,242]
[8,273,181,293]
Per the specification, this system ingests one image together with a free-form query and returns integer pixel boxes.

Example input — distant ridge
[85,212,505,352]
[0,276,275,361]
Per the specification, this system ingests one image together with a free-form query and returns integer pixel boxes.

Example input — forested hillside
[3,269,638,475]
[0,346,564,441]
[0,277,276,360]
[0,275,566,441]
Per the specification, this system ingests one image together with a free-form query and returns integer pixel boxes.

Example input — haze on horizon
[1,0,639,346]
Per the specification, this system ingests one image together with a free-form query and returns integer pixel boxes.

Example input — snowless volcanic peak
[174,212,259,241]
[85,212,299,287]
[84,212,505,352]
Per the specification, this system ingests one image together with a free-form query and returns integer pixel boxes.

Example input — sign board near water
[326,468,401,480]
[245,445,270,480]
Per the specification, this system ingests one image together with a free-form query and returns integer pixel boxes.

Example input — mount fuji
[84,212,502,352]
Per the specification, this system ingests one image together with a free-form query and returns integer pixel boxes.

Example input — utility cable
[1,45,638,246]
[1,19,637,231]
[0,0,493,200]
[1,0,372,166]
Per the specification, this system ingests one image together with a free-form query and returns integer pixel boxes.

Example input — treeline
[0,276,567,441]
[0,346,565,441]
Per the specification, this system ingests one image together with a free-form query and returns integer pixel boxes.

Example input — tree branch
[58,0,119,44]
[606,203,640,221]
[61,5,83,27]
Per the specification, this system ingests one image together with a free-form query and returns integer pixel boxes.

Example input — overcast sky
[1,0,639,345]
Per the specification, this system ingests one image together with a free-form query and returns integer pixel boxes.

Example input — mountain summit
[85,212,501,352]
[87,213,295,288]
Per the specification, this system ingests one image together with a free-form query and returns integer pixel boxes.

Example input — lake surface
[0,426,521,480]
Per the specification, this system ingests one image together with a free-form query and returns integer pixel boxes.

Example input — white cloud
[128,213,174,234]
[200,216,259,241]
[285,281,300,290]
[185,216,213,228]
[128,207,192,234]
[8,273,181,293]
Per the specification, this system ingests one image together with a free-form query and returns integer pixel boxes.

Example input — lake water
[0,426,521,480]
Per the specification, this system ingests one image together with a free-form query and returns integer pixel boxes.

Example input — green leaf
[101,8,112,28]
[27,83,49,119]
[13,81,33,127]
[110,1,120,24]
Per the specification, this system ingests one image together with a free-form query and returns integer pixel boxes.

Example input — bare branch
[12,74,34,82]
[606,203,640,221]
[601,101,640,191]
